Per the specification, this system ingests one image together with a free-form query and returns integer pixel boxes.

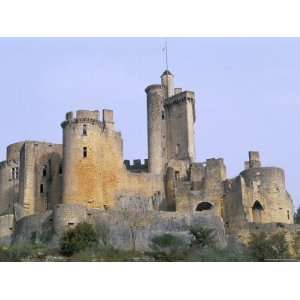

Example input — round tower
[240,167,294,224]
[61,110,104,208]
[145,84,165,175]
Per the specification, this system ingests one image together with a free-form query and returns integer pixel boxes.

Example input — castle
[0,69,296,248]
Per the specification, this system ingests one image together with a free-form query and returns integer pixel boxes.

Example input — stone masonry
[0,69,296,248]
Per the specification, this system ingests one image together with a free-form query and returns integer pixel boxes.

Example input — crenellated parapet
[61,110,102,129]
[164,91,195,123]
[164,90,195,106]
[123,159,149,172]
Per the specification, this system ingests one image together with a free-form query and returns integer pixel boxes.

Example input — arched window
[252,201,263,223]
[196,202,213,211]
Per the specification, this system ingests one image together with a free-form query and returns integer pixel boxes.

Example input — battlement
[61,109,115,129]
[123,159,149,173]
[205,158,225,167]
[164,90,195,107]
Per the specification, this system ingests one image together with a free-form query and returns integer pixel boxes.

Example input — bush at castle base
[60,223,98,256]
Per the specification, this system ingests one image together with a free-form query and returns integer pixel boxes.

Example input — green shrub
[150,233,189,261]
[189,226,216,248]
[269,232,290,259]
[0,244,49,262]
[60,223,98,257]
[248,232,290,261]
[95,223,111,248]
[292,232,300,259]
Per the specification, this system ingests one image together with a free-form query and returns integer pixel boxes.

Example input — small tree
[60,223,98,256]
[269,232,290,259]
[248,232,290,261]
[248,232,272,261]
[189,226,216,248]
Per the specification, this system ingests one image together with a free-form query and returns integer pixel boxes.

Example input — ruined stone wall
[223,165,294,229]
[223,176,248,229]
[166,158,226,217]
[18,142,63,216]
[50,203,227,251]
[62,110,163,211]
[240,167,294,224]
[227,222,300,253]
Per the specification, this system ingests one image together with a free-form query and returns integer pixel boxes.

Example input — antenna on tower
[162,38,169,71]
[165,39,168,71]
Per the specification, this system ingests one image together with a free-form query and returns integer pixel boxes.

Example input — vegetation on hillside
[0,222,298,262]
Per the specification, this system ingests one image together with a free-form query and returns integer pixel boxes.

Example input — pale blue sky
[0,38,299,207]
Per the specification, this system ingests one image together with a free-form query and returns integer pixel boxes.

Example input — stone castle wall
[0,69,296,250]
[0,160,19,215]
[164,91,195,162]
[61,109,163,211]
[18,142,63,216]
[0,214,14,245]
[169,158,226,216]
[223,162,294,230]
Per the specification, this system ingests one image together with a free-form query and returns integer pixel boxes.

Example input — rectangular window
[43,166,47,177]
[11,167,19,180]
[40,184,44,194]
[83,124,87,136]
[83,147,87,158]
[59,164,63,175]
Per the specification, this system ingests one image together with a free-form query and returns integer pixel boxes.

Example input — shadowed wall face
[18,142,62,215]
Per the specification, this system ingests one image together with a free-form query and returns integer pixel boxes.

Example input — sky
[0,37,299,207]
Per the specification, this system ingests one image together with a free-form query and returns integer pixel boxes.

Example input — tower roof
[161,69,173,77]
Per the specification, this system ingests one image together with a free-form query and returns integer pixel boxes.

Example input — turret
[145,84,166,175]
[61,109,123,210]
[61,110,104,208]
[160,70,174,97]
